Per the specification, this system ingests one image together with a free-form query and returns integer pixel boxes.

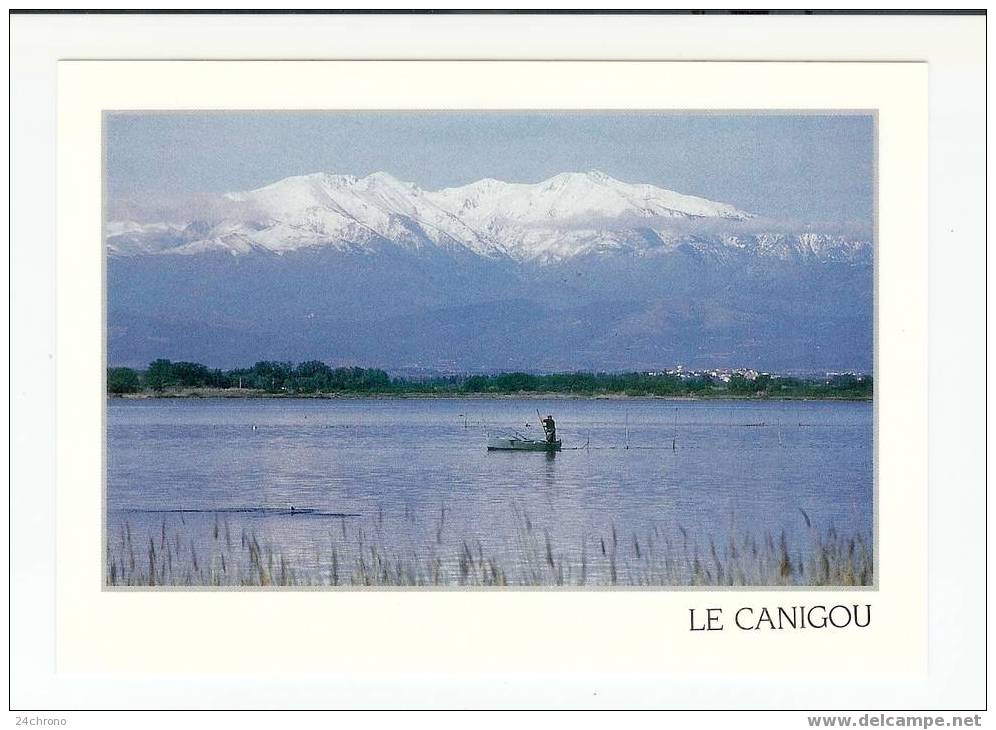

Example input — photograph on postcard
[103,111,874,589]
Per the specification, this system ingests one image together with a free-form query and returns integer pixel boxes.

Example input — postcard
[54,60,928,684]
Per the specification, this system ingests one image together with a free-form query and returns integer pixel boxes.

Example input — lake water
[106,397,873,587]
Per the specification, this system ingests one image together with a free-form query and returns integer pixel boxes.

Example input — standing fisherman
[541,414,557,444]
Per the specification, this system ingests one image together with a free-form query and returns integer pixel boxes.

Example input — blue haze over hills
[106,114,873,375]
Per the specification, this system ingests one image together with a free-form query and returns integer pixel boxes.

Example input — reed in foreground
[105,506,872,588]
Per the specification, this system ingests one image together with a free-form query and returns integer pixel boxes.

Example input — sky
[106,111,874,224]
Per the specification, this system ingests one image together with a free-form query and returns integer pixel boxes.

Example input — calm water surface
[106,397,872,585]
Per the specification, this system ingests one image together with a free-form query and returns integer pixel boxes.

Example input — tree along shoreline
[107,360,873,401]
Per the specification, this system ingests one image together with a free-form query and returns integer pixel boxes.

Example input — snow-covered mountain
[106,171,873,372]
[106,171,869,264]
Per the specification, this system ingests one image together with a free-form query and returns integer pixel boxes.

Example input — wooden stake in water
[673,407,678,450]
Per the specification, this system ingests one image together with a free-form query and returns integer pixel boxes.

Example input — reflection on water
[106,397,873,586]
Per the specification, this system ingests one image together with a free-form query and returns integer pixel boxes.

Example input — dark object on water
[114,507,361,518]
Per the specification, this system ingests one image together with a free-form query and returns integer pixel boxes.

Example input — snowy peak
[426,169,752,227]
[106,171,868,263]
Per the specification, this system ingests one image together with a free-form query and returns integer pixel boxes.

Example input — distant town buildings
[644,367,868,384]
[390,362,869,383]
[645,366,765,383]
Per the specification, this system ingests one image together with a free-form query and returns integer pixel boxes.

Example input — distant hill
[106,171,872,372]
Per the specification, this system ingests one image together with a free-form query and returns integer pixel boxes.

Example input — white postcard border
[56,60,926,682]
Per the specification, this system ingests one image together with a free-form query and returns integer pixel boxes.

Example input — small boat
[488,413,562,451]
[487,436,562,452]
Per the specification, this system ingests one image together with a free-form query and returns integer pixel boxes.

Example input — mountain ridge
[106,170,873,372]
[106,170,870,264]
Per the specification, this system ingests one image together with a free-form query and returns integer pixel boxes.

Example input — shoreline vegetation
[105,507,873,588]
[108,360,873,401]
